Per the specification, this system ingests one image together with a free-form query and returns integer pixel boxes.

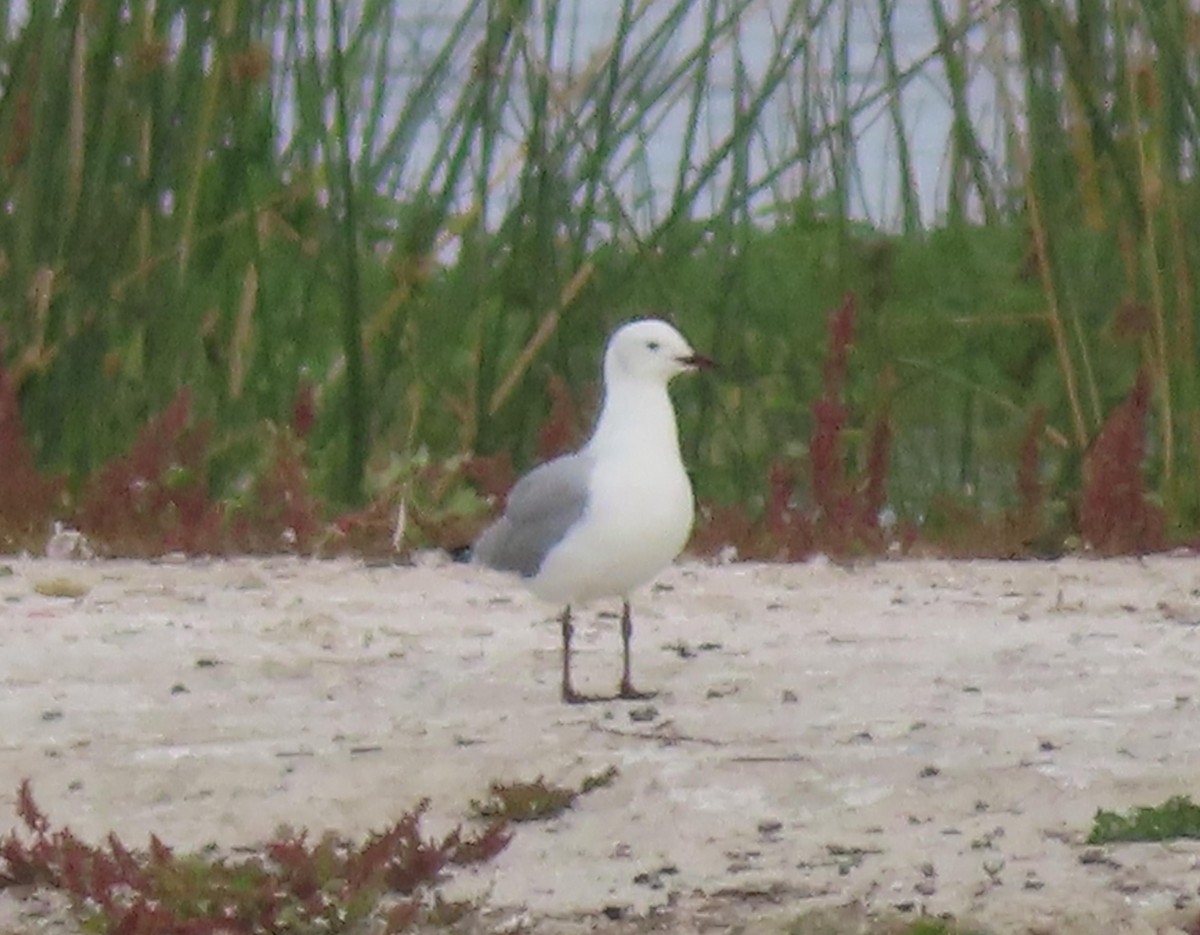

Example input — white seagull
[474,319,713,703]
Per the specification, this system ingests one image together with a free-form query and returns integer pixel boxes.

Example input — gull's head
[603,319,714,386]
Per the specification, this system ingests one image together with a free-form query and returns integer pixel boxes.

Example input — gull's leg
[618,599,657,700]
[560,605,589,704]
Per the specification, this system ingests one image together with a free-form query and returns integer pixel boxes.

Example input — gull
[474,319,713,703]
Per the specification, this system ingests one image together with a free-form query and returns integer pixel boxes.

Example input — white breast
[531,450,694,606]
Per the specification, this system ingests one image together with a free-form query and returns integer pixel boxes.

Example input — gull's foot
[562,687,609,705]
[617,682,658,701]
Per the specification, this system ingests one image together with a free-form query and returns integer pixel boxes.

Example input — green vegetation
[786,907,991,934]
[469,766,619,822]
[1088,794,1200,844]
[1,1,1199,556]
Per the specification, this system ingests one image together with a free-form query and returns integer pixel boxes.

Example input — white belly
[531,455,694,606]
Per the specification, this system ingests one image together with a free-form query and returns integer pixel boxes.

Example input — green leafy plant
[1088,794,1200,844]
[470,766,619,823]
[1,2,1199,558]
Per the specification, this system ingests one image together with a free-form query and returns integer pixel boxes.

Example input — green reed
[1,0,1198,542]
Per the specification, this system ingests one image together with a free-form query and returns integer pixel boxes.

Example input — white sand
[1,554,1199,933]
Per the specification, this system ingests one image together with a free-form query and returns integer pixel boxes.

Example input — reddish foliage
[330,498,403,558]
[386,902,421,932]
[16,778,48,835]
[691,295,892,561]
[1111,299,1154,341]
[464,452,515,504]
[1,781,511,935]
[809,396,850,531]
[444,818,512,865]
[4,86,32,168]
[807,295,887,555]
[76,389,225,557]
[822,294,856,397]
[1018,406,1046,520]
[535,372,584,461]
[0,365,63,552]
[1080,370,1166,555]
[688,501,774,560]
[691,463,820,562]
[331,455,491,558]
[764,459,816,560]
[291,380,317,439]
[230,428,323,554]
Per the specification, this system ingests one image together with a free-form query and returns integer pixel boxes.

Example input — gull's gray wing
[473,452,594,578]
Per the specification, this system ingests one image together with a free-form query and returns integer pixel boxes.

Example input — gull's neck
[585,375,683,465]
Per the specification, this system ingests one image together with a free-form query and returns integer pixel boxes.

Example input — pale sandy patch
[1,555,1199,933]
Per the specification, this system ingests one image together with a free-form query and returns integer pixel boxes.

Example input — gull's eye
[646,340,661,352]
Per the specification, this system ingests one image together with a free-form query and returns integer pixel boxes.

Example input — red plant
[0,364,62,553]
[1080,369,1166,555]
[290,380,317,439]
[464,452,515,505]
[331,498,403,558]
[1017,406,1046,521]
[809,396,850,536]
[691,294,893,561]
[535,371,583,461]
[765,459,815,560]
[75,389,225,557]
[807,295,890,555]
[230,427,323,554]
[1,781,512,935]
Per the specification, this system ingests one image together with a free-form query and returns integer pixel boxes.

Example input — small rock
[757,819,783,836]
[628,704,658,722]
[667,641,696,659]
[1079,847,1115,866]
[918,765,940,778]
[781,689,799,704]
[601,905,625,920]
[33,577,89,599]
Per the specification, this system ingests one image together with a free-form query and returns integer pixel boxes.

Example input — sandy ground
[2,554,1200,934]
